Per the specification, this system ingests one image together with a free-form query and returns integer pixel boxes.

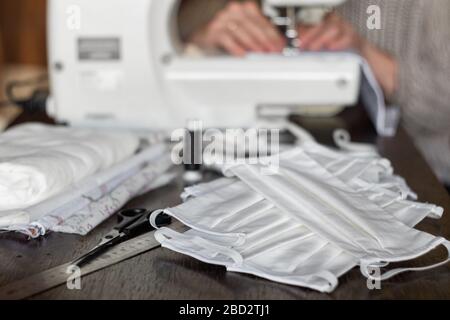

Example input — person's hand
[298,12,365,52]
[189,1,286,56]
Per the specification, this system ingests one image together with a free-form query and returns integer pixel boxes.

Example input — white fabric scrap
[0,123,176,237]
[0,143,168,227]
[10,159,176,238]
[0,123,140,212]
[2,149,175,237]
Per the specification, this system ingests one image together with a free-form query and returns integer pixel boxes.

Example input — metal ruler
[0,224,186,300]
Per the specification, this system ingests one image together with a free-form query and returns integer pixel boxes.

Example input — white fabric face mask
[191,136,428,222]
[155,225,339,292]
[292,129,418,201]
[163,181,267,245]
[204,123,416,202]
[152,130,446,292]
[182,170,441,232]
[223,148,450,279]
[151,194,442,292]
[151,172,444,292]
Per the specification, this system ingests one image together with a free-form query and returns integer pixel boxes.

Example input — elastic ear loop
[306,271,339,293]
[360,240,450,281]
[150,208,246,246]
[333,129,378,154]
[155,227,337,292]
[149,209,165,229]
[281,121,317,147]
[155,227,244,266]
[429,205,444,219]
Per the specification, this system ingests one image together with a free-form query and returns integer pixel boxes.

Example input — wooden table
[1,107,449,300]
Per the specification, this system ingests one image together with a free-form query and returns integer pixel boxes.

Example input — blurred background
[0,0,47,128]
[0,0,47,66]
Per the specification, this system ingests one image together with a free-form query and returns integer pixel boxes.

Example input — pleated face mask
[223,148,450,279]
[151,166,444,292]
[151,136,447,292]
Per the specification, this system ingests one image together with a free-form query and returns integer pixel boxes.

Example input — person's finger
[299,24,326,49]
[225,20,266,52]
[326,21,360,51]
[217,33,247,56]
[209,5,261,53]
[241,1,285,51]
[238,18,282,52]
[223,3,269,52]
[298,12,341,48]
[306,25,342,51]
[247,2,286,50]
[327,32,353,51]
[226,1,281,52]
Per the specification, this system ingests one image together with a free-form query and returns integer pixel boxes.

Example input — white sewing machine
[47,0,361,129]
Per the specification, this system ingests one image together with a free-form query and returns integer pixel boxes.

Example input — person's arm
[297,13,397,99]
[298,4,450,183]
[392,0,450,183]
[359,40,397,100]
[391,0,450,134]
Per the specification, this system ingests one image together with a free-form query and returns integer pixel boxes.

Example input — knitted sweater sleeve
[392,0,450,183]
[393,0,450,135]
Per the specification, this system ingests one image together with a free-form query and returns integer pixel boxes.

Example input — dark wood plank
[1,106,450,299]
[0,0,47,66]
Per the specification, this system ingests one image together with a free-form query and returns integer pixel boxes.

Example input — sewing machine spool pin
[285,7,301,49]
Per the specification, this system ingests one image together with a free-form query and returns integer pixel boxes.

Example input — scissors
[72,208,171,268]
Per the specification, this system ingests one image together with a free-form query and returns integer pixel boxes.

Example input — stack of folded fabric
[150,132,448,293]
[0,123,175,238]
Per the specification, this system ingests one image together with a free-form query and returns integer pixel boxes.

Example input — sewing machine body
[47,0,361,129]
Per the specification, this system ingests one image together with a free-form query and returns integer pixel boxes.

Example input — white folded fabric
[0,123,140,212]
[0,142,170,228]
[6,158,176,238]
